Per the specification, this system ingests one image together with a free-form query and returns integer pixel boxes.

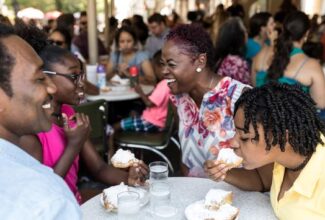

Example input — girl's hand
[127,161,149,186]
[62,112,90,151]
[204,160,232,182]
[118,63,130,77]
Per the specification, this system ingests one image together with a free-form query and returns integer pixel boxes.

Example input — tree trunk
[11,0,19,16]
[55,0,63,11]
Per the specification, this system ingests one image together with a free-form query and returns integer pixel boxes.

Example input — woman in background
[106,26,156,85]
[215,17,250,84]
[246,12,275,62]
[267,11,325,110]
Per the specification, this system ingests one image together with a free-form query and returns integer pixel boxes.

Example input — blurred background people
[215,17,250,84]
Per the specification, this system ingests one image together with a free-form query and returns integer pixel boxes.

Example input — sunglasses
[80,21,87,25]
[43,70,85,85]
[48,39,65,46]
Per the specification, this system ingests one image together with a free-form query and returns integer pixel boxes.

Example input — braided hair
[268,11,310,80]
[234,82,325,156]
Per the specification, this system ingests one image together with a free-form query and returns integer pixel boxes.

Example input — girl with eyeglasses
[17,25,148,204]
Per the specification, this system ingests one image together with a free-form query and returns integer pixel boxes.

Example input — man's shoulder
[0,157,80,219]
[0,155,76,202]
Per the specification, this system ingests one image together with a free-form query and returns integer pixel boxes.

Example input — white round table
[81,177,277,220]
[86,85,154,102]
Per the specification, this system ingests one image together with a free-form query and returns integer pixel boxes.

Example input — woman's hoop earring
[196,67,202,73]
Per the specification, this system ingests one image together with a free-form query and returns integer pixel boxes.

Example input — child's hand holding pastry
[127,161,149,186]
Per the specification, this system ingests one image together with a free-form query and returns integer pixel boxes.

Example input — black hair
[50,27,72,50]
[302,41,323,62]
[114,26,138,49]
[121,18,132,27]
[39,45,75,72]
[14,23,73,72]
[14,22,49,54]
[56,13,75,34]
[80,11,87,17]
[152,49,162,66]
[234,82,325,156]
[0,24,15,96]
[109,16,118,28]
[166,24,215,70]
[268,11,310,80]
[215,17,246,70]
[148,13,166,24]
[248,12,272,38]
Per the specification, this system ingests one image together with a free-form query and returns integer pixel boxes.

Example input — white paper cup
[86,64,97,85]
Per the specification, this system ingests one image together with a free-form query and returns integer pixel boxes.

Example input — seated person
[106,26,156,85]
[0,23,81,219]
[17,25,148,204]
[161,24,250,177]
[204,82,325,219]
[47,27,99,96]
[113,50,171,133]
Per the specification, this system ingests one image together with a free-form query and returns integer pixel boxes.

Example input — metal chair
[74,99,108,159]
[114,102,178,173]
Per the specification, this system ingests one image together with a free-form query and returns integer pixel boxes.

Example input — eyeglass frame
[43,70,85,85]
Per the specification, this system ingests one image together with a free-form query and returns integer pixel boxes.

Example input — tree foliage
[7,0,87,13]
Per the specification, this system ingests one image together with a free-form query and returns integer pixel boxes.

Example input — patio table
[81,177,277,220]
[86,84,154,102]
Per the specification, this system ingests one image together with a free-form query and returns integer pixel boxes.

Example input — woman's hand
[204,160,232,182]
[62,112,90,152]
[133,83,143,94]
[127,161,149,186]
[118,63,130,77]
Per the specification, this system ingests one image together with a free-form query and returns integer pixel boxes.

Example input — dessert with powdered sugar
[111,149,139,168]
[217,148,243,168]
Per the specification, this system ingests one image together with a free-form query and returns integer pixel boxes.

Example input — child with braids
[204,82,325,219]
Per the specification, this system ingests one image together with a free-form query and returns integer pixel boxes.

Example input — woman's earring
[196,67,202,73]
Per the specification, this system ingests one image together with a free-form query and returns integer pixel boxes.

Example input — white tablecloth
[86,85,154,102]
[81,177,277,220]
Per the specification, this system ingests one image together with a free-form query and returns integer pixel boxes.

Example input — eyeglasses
[43,70,85,85]
[48,39,65,46]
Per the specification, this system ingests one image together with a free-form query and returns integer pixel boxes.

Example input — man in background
[145,13,169,58]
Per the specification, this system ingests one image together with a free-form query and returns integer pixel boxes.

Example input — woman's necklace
[209,75,216,89]
[287,154,312,172]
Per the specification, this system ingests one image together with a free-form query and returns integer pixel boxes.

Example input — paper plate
[185,200,239,220]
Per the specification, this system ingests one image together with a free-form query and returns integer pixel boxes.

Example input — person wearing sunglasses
[49,28,71,50]
[17,25,149,204]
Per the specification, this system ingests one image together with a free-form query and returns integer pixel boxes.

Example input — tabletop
[86,84,154,102]
[81,177,277,220]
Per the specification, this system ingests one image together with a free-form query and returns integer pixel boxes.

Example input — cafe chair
[74,99,108,160]
[114,103,178,173]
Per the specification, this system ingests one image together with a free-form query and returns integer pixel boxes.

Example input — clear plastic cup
[149,161,168,182]
[117,191,140,220]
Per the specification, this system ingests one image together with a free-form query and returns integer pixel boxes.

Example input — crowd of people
[0,0,325,219]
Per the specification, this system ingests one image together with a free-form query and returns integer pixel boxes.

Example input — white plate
[111,85,130,92]
[185,200,239,220]
[100,185,149,212]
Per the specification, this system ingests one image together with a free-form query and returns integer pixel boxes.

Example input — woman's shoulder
[135,50,149,60]
[300,57,323,77]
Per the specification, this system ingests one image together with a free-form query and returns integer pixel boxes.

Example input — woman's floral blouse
[171,77,249,177]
